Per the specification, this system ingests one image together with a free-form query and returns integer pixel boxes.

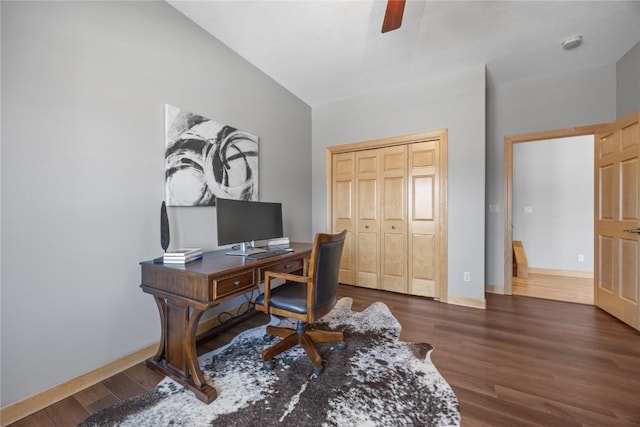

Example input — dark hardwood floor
[10,285,640,426]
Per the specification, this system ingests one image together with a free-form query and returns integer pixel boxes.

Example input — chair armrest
[264,270,308,283]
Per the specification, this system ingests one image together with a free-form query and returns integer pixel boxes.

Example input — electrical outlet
[463,272,471,282]
[578,254,584,262]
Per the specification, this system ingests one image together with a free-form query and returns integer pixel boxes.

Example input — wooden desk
[140,242,312,403]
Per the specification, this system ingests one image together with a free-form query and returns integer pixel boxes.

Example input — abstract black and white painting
[164,104,259,206]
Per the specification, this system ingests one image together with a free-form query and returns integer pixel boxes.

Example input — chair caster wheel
[336,341,347,350]
[263,360,275,371]
[263,334,274,342]
[311,365,324,377]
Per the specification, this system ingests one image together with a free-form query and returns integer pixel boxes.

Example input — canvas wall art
[164,104,259,206]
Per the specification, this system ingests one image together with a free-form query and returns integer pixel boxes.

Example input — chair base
[262,321,345,372]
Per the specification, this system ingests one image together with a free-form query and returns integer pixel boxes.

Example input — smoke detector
[562,35,583,50]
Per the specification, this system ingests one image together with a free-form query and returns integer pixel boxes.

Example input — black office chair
[254,230,347,375]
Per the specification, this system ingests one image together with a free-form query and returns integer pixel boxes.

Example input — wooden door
[408,141,441,297]
[332,152,355,285]
[595,111,640,331]
[327,129,448,300]
[355,149,380,288]
[380,145,408,292]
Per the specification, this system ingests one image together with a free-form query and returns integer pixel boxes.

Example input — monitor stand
[225,241,267,257]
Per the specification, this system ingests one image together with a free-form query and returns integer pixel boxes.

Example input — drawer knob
[234,281,241,287]
[365,225,369,229]
[284,264,291,269]
[391,225,396,230]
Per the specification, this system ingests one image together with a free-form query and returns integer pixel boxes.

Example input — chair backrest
[308,230,347,318]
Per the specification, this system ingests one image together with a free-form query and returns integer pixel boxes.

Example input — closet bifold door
[328,129,446,298]
[355,149,381,289]
[331,151,356,285]
[408,141,441,298]
[380,145,408,293]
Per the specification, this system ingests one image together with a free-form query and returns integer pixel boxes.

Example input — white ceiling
[168,0,640,107]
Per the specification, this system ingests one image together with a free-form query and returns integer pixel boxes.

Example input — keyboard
[246,248,292,260]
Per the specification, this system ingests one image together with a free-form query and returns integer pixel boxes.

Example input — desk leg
[146,296,218,404]
[151,297,166,362]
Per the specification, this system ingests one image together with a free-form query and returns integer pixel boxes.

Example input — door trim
[504,124,608,295]
[326,130,448,301]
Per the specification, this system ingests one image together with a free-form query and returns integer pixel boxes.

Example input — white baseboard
[446,295,487,309]
[485,284,504,294]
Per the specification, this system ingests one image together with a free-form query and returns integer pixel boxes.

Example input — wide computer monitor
[216,197,284,256]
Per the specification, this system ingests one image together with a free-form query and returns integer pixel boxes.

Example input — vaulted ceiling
[168,1,640,107]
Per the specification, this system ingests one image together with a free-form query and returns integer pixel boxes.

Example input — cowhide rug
[79,298,460,426]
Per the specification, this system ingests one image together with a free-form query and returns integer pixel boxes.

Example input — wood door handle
[624,228,640,234]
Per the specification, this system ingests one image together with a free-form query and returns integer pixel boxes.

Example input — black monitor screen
[216,198,283,247]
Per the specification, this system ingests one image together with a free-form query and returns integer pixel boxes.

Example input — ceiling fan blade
[381,0,406,33]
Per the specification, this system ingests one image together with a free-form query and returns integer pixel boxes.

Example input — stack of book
[163,248,203,264]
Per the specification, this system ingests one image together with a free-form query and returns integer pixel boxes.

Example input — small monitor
[216,198,284,256]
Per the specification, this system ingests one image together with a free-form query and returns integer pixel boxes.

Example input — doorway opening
[503,124,606,302]
[511,135,594,304]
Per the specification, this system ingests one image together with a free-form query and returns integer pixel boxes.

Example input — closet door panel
[410,234,436,296]
[381,145,407,293]
[356,150,380,288]
[357,231,379,288]
[357,179,378,224]
[382,232,407,292]
[408,141,440,297]
[332,152,355,284]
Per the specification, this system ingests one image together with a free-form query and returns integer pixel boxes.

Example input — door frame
[326,129,449,301]
[503,124,607,295]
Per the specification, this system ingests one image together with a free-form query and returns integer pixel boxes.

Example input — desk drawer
[213,271,255,299]
[259,258,304,282]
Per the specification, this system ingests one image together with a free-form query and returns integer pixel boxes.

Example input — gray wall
[312,66,487,301]
[485,64,617,291]
[617,42,640,119]
[0,1,311,407]
[513,136,594,272]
